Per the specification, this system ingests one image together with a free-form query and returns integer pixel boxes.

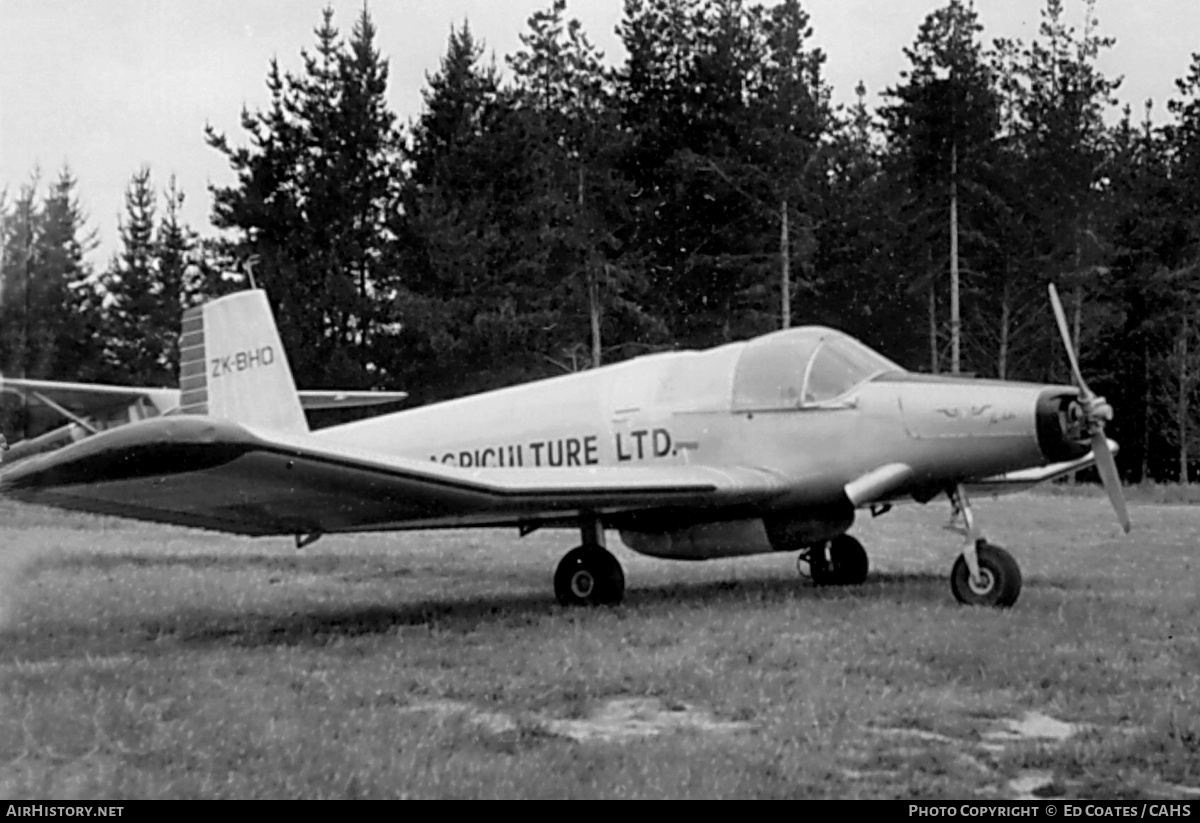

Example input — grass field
[1,493,1198,799]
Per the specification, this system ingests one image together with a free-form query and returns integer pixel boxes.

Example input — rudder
[178,290,308,434]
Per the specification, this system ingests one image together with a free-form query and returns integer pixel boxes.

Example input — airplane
[0,375,409,464]
[0,284,1128,609]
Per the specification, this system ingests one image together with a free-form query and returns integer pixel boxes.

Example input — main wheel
[810,534,870,586]
[554,547,625,607]
[950,541,1022,608]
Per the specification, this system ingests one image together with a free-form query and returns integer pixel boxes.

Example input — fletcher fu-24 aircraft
[0,285,1129,608]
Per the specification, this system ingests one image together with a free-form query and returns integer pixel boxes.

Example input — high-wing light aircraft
[0,375,408,463]
[0,285,1128,609]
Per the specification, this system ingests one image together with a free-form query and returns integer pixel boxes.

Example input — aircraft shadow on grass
[7,570,1078,663]
[51,550,418,578]
[152,571,1073,650]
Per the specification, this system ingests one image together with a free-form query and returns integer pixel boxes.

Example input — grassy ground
[1,493,1198,799]
[1043,479,1200,505]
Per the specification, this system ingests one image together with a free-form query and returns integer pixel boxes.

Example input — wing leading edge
[0,416,787,535]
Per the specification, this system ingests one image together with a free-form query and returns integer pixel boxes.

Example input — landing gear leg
[947,485,1022,608]
[799,534,870,586]
[553,519,625,607]
[950,484,983,583]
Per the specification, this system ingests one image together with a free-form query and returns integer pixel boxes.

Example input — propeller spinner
[1048,283,1131,533]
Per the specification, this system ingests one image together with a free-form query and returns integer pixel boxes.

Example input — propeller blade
[1047,285,1129,533]
[1092,432,1130,533]
[1048,283,1092,397]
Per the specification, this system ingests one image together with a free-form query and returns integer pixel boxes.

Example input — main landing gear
[553,520,625,607]
[946,485,1022,608]
[798,534,870,587]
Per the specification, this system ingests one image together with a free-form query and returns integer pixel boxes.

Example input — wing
[296,390,409,411]
[0,416,788,535]
[0,377,173,426]
[0,377,179,441]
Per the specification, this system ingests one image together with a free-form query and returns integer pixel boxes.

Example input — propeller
[1048,283,1130,533]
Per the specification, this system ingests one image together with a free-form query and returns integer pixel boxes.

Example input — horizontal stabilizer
[297,390,408,411]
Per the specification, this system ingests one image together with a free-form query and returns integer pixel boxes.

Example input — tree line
[3,0,1200,482]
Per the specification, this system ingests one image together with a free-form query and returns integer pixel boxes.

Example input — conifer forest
[4,0,1200,483]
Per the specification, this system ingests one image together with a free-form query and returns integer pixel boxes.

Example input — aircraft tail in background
[178,290,309,435]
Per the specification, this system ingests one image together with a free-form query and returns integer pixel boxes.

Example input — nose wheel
[947,486,1022,608]
[950,541,1022,607]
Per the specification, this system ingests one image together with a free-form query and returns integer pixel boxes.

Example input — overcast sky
[2,0,1197,267]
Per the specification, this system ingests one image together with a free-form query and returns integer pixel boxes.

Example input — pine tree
[615,0,711,342]
[37,167,101,382]
[745,0,831,331]
[509,0,659,370]
[1016,0,1119,376]
[1164,53,1200,265]
[881,0,1001,375]
[399,21,557,397]
[207,5,403,389]
[0,175,40,383]
[406,21,503,194]
[816,83,918,361]
[1106,55,1200,481]
[616,0,775,343]
[154,174,198,374]
[102,166,171,384]
[0,168,101,434]
[335,6,403,376]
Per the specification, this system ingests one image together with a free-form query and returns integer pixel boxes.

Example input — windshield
[731,327,901,411]
[803,334,901,404]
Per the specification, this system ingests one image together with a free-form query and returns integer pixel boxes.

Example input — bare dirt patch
[981,710,1089,752]
[867,710,1165,799]
[399,696,752,744]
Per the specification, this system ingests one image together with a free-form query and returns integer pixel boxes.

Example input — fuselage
[318,326,1085,516]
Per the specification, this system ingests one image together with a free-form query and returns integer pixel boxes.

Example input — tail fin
[178,290,309,434]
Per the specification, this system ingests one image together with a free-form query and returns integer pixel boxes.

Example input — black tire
[554,547,625,607]
[810,534,869,587]
[950,541,1022,608]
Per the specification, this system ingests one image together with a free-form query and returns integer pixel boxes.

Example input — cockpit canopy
[731,327,903,411]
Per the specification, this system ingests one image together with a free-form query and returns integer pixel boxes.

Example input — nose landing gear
[947,485,1022,608]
